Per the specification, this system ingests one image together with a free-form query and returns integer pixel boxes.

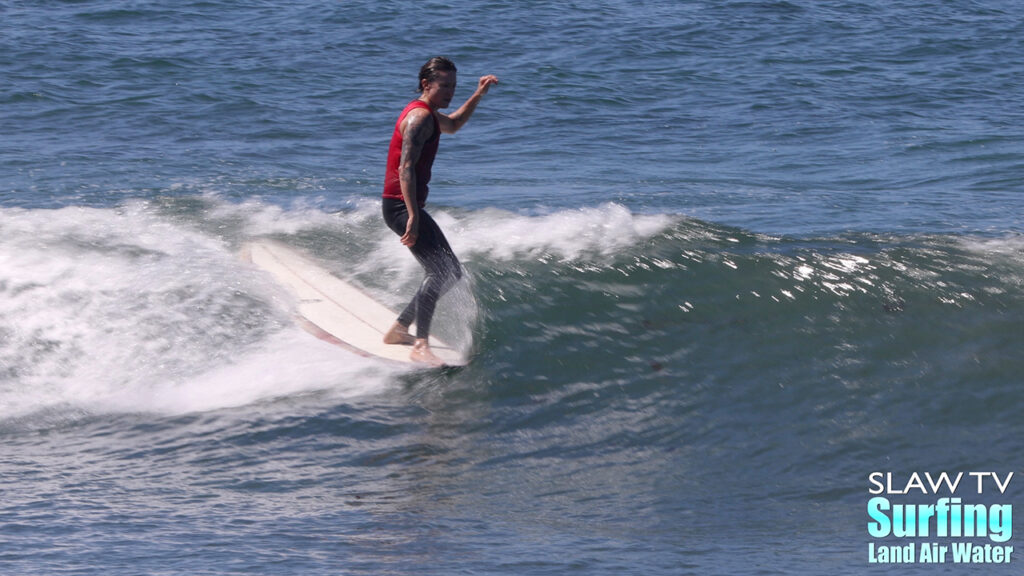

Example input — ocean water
[2,1,1023,574]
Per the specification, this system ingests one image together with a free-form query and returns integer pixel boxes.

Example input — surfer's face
[422,71,456,109]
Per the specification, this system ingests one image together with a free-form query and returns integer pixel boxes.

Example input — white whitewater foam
[0,203,400,421]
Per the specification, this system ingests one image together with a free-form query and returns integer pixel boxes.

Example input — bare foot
[383,322,416,345]
[410,339,446,367]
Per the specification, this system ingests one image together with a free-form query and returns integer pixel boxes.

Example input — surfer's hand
[401,217,419,247]
[476,75,499,95]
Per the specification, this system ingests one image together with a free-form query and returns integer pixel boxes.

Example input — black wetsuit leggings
[382,198,463,339]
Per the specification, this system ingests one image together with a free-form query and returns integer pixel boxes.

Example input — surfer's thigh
[413,211,461,281]
[382,198,408,236]
[414,211,454,257]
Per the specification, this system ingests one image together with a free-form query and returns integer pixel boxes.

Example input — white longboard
[244,240,467,367]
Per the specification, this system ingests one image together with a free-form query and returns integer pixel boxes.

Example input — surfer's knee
[438,262,461,293]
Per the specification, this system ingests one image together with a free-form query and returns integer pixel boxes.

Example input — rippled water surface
[2,1,1023,574]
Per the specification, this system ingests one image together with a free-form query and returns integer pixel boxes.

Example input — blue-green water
[2,2,1023,574]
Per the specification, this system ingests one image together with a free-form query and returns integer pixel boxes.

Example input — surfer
[381,57,499,366]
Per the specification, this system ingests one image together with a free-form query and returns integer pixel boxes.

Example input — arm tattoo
[401,111,431,167]
[399,110,432,200]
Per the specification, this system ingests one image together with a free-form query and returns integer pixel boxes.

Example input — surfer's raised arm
[437,74,499,135]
